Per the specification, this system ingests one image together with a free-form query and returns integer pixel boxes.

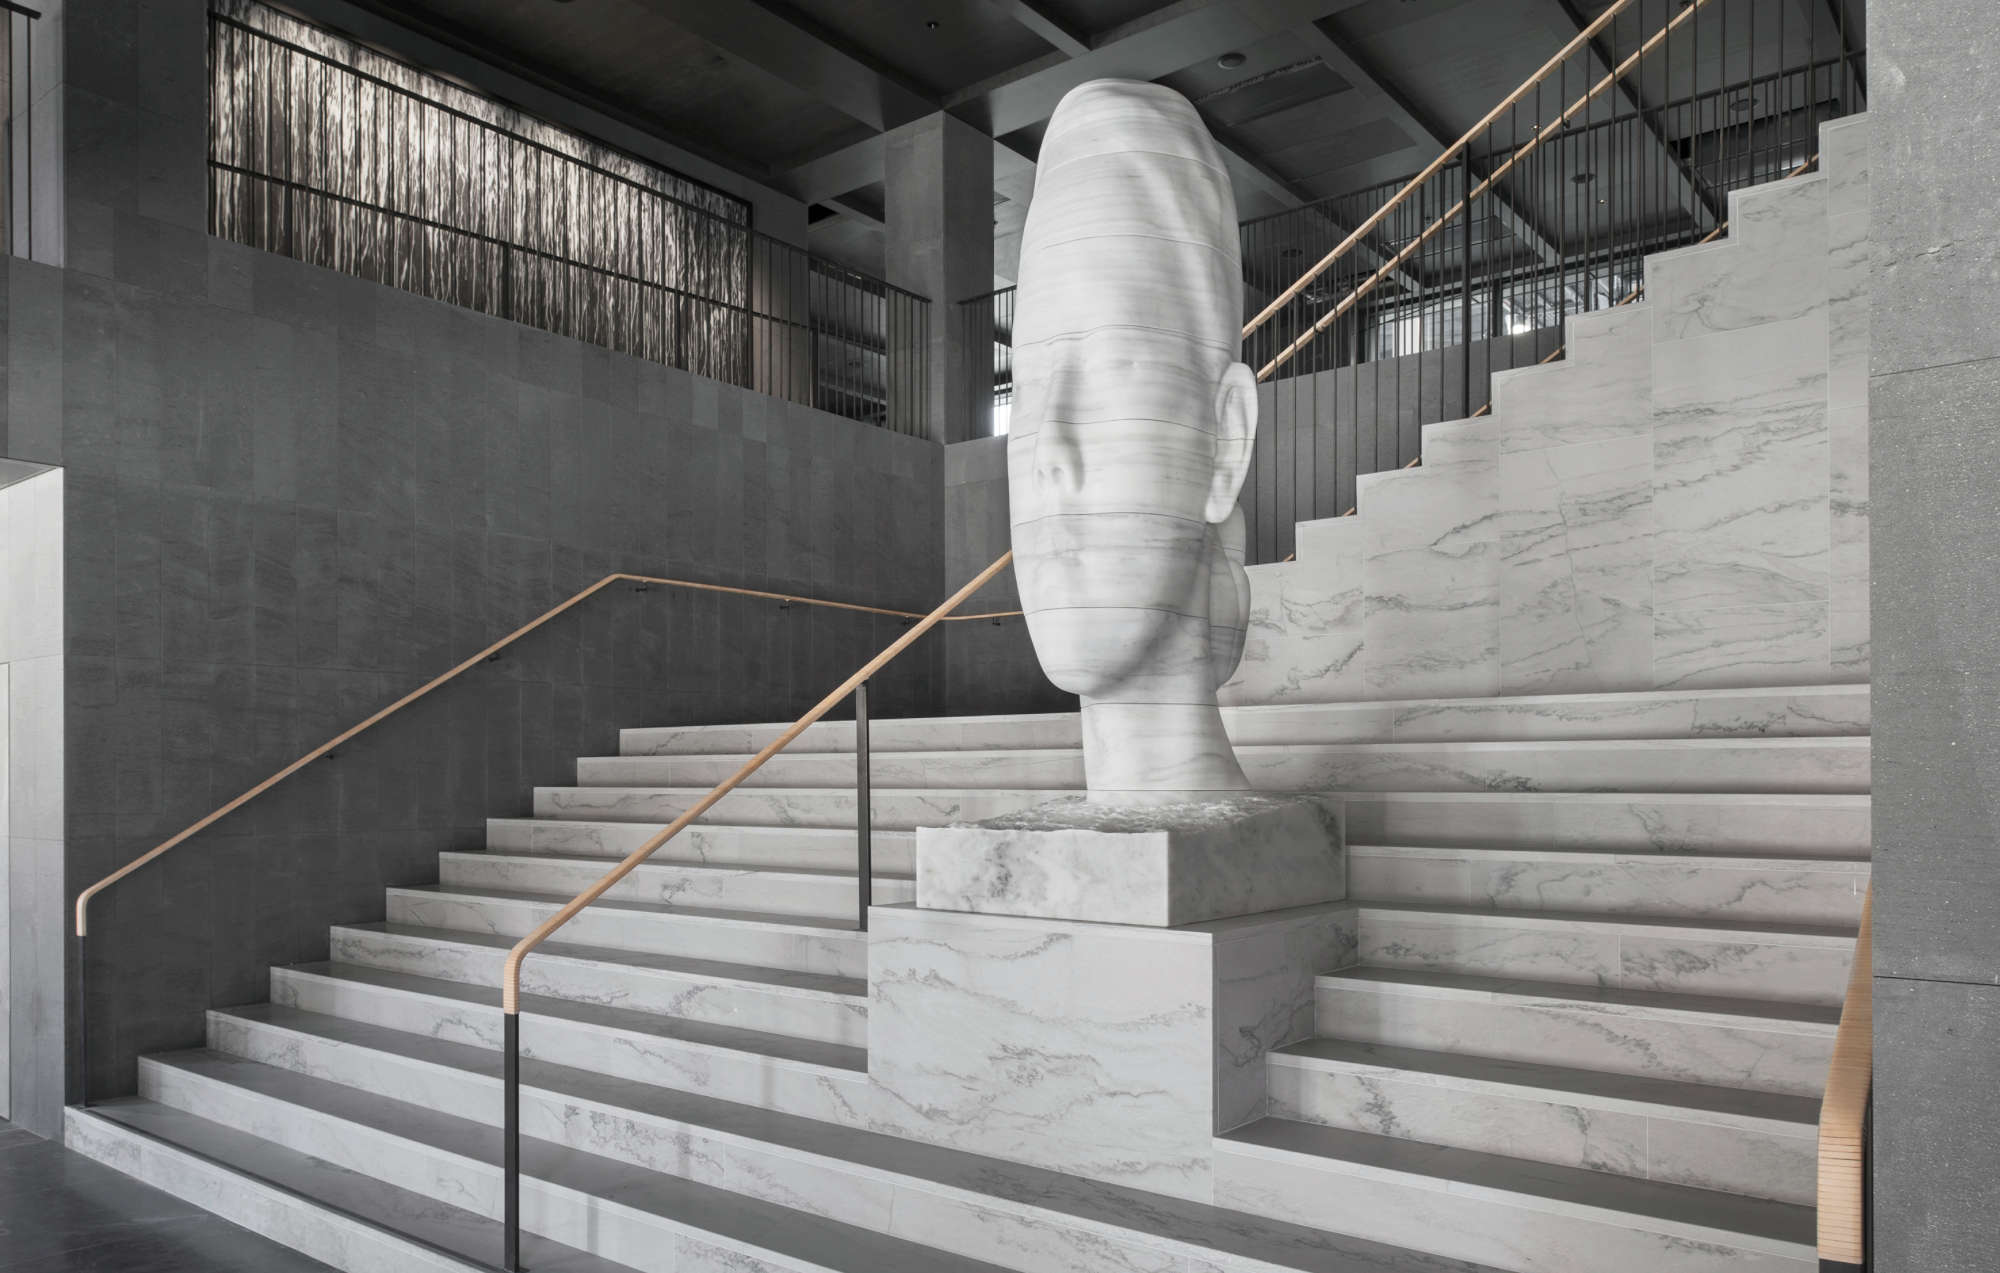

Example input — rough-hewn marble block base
[868,901,1356,1201]
[915,793,1345,926]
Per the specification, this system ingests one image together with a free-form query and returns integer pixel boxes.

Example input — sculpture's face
[1007,82,1255,699]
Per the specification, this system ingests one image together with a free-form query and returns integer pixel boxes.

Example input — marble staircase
[64,120,1873,1273]
[71,682,1867,1273]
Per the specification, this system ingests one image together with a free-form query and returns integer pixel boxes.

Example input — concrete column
[883,112,992,444]
[1869,1,2000,1269]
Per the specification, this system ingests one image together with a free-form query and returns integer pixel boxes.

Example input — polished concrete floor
[0,1119,334,1272]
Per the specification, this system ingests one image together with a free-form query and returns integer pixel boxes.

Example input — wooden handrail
[1241,0,1638,343]
[72,569,1020,938]
[1818,885,1873,1266]
[1245,0,1718,382]
[499,550,1016,1013]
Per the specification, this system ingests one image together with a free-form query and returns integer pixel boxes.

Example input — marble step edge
[443,850,914,888]
[1216,1118,1814,1262]
[331,921,868,1005]
[64,1100,624,1273]
[1268,1038,1819,1138]
[386,884,868,978]
[598,734,1874,765]
[485,817,916,858]
[135,1051,1016,1273]
[623,684,1870,754]
[205,1006,1510,1273]
[1318,967,1842,1035]
[1350,902,1857,947]
[269,962,871,1093]
[1347,843,1873,870]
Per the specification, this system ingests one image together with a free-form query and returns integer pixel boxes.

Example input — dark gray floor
[0,1120,336,1272]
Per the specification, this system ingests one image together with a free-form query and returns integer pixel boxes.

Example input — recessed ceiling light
[1217,52,1246,69]
[926,19,940,30]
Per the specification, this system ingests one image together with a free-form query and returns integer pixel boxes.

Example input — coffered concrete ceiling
[347,0,1841,282]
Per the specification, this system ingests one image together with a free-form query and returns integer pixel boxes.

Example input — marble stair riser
[1211,1139,1812,1273]
[328,926,869,1049]
[1352,909,1852,1006]
[266,971,875,1126]
[1339,792,1871,856]
[1263,1058,1815,1206]
[133,1058,944,1273]
[202,1012,1309,1273]
[437,852,912,920]
[576,737,1870,796]
[1644,181,1830,343]
[1315,977,1834,1097]
[386,887,869,979]
[640,687,1869,754]
[1347,848,1869,926]
[64,1107,502,1273]
[532,785,1052,828]
[486,819,918,874]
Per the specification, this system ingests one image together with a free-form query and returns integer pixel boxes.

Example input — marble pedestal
[868,901,1356,1201]
[914,793,1346,926]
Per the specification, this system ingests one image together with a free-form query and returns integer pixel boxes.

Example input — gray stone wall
[1869,0,2000,1267]
[941,437,1069,717]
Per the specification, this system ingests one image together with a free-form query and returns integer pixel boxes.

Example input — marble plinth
[868,901,1356,1201]
[915,793,1345,926]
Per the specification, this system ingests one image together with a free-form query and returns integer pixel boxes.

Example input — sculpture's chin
[1021,607,1155,697]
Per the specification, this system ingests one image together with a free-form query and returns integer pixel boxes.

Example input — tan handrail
[1818,885,1872,1265]
[499,550,1015,1012]
[73,569,1021,938]
[1241,0,1639,343]
[1245,0,1717,382]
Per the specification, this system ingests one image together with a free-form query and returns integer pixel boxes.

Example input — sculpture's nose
[1034,417,1084,502]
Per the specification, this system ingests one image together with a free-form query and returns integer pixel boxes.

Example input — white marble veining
[1264,1041,1819,1205]
[438,852,910,919]
[916,794,1344,926]
[1219,559,1365,706]
[487,818,917,874]
[329,923,870,1048]
[532,785,1049,829]
[579,748,1085,791]
[1653,603,1831,691]
[1347,846,1870,926]
[1339,790,1871,856]
[1009,81,1258,796]
[387,885,869,978]
[1360,464,1501,699]
[867,903,1351,1201]
[1314,968,1837,1097]
[1351,906,1854,1006]
[1214,1121,1814,1273]
[1489,306,1654,456]
[1646,178,1830,342]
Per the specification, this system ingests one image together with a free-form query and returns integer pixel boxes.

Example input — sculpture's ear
[1206,361,1258,525]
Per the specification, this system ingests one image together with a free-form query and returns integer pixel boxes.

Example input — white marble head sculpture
[1010,79,1257,798]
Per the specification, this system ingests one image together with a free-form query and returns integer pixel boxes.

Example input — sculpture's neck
[1078,698,1249,799]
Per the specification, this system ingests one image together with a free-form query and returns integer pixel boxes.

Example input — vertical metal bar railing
[855,680,873,932]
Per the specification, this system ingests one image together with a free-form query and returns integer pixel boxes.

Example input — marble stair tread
[443,850,913,887]
[1320,967,1842,1029]
[1271,1038,1819,1131]
[333,921,867,1001]
[624,685,1868,756]
[273,961,869,1073]
[1348,843,1873,870]
[392,882,865,933]
[577,735,1871,796]
[485,818,917,869]
[387,883,868,978]
[69,1099,625,1273]
[1218,1117,1814,1253]
[136,1051,1017,1273]
[1350,902,1857,944]
[1337,790,1873,855]
[202,1012,1508,1273]
[533,785,1057,827]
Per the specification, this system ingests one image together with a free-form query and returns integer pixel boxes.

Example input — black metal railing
[965,0,1865,559]
[2,1,40,261]
[207,2,930,433]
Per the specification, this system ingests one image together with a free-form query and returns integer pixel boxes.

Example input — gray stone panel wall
[1869,0,2000,1266]
[941,437,1070,717]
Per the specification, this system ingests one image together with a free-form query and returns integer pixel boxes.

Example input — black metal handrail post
[503,1011,520,1271]
[856,680,873,932]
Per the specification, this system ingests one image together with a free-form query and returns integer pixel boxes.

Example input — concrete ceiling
[350,0,1855,284]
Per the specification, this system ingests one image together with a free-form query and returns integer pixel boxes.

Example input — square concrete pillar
[883,112,992,444]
